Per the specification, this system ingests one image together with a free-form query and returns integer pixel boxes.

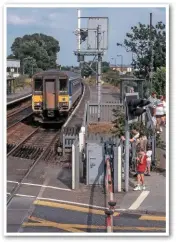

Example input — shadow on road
[86,161,106,232]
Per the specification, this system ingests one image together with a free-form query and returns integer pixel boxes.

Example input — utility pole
[78,9,81,51]
[124,120,129,192]
[117,55,123,73]
[97,25,102,121]
[150,12,154,92]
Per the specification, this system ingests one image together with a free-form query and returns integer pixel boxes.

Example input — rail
[7,106,33,130]
[7,129,61,205]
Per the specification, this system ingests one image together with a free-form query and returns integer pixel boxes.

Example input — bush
[111,107,153,138]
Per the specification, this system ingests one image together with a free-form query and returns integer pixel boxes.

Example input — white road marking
[7,180,71,191]
[15,193,36,198]
[128,191,150,210]
[37,177,50,199]
[6,192,126,211]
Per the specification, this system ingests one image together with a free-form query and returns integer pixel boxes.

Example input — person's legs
[133,173,142,190]
[140,174,146,190]
[156,117,161,132]
[147,161,151,175]
[145,160,151,175]
[137,174,141,184]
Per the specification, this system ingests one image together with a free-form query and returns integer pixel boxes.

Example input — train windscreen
[60,79,67,94]
[34,79,43,91]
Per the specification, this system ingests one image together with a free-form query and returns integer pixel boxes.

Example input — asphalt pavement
[7,196,166,233]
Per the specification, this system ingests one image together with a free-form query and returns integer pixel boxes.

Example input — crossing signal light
[125,93,150,124]
[128,99,151,116]
[80,29,88,43]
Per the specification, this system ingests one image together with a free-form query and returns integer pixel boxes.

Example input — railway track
[7,105,33,129]
[7,122,38,154]
[7,100,31,118]
[7,128,61,205]
[7,83,86,206]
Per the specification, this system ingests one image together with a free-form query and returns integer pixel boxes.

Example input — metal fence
[87,101,123,123]
[62,127,79,155]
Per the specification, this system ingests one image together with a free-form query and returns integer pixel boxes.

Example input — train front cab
[32,74,69,122]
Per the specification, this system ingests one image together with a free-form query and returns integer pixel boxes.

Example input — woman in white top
[161,96,166,126]
[156,95,165,133]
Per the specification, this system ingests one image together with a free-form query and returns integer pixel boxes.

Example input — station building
[7,59,20,78]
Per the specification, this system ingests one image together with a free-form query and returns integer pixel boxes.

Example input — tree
[123,21,166,79]
[102,69,120,86]
[61,66,71,71]
[152,67,166,96]
[81,61,110,77]
[81,62,92,77]
[10,33,60,75]
[111,108,153,138]
[7,54,16,59]
[23,56,37,77]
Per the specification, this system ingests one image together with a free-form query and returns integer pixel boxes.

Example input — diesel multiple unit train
[32,70,83,123]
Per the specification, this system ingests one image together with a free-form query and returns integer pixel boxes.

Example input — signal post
[124,93,150,192]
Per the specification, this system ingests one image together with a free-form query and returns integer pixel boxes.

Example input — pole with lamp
[117,43,133,72]
[111,57,116,70]
[117,54,123,73]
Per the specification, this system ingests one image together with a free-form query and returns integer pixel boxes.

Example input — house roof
[7,59,20,68]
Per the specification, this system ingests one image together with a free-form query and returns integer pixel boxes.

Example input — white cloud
[7,14,36,25]
[7,10,76,31]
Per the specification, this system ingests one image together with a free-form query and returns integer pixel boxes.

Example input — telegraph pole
[150,13,154,92]
[97,25,102,121]
[78,9,81,51]
[125,120,130,192]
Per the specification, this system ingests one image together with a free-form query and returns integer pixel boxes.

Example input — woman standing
[161,96,166,126]
[155,95,165,133]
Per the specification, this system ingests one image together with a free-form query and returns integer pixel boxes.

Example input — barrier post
[104,154,116,233]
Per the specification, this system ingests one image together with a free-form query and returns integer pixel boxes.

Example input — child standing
[145,146,152,176]
[133,149,147,191]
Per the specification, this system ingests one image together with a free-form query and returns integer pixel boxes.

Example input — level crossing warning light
[125,93,150,124]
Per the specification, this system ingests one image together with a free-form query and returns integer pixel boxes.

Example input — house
[110,65,132,74]
[7,59,20,78]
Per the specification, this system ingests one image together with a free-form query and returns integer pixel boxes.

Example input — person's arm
[130,132,139,142]
[139,155,145,164]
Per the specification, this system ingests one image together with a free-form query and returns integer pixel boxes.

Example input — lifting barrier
[104,141,117,233]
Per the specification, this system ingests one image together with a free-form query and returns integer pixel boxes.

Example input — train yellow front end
[32,70,82,124]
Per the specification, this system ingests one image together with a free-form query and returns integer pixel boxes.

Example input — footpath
[119,127,166,215]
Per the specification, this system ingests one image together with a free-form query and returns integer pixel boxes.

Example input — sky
[6,7,166,66]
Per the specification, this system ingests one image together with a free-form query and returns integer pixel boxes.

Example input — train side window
[60,79,67,93]
[34,79,43,91]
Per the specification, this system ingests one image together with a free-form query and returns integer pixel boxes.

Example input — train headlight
[34,102,42,107]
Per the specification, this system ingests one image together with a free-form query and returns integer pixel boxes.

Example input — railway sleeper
[43,149,52,161]
[11,145,43,160]
[13,146,31,158]
[31,147,43,160]
[7,143,16,153]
